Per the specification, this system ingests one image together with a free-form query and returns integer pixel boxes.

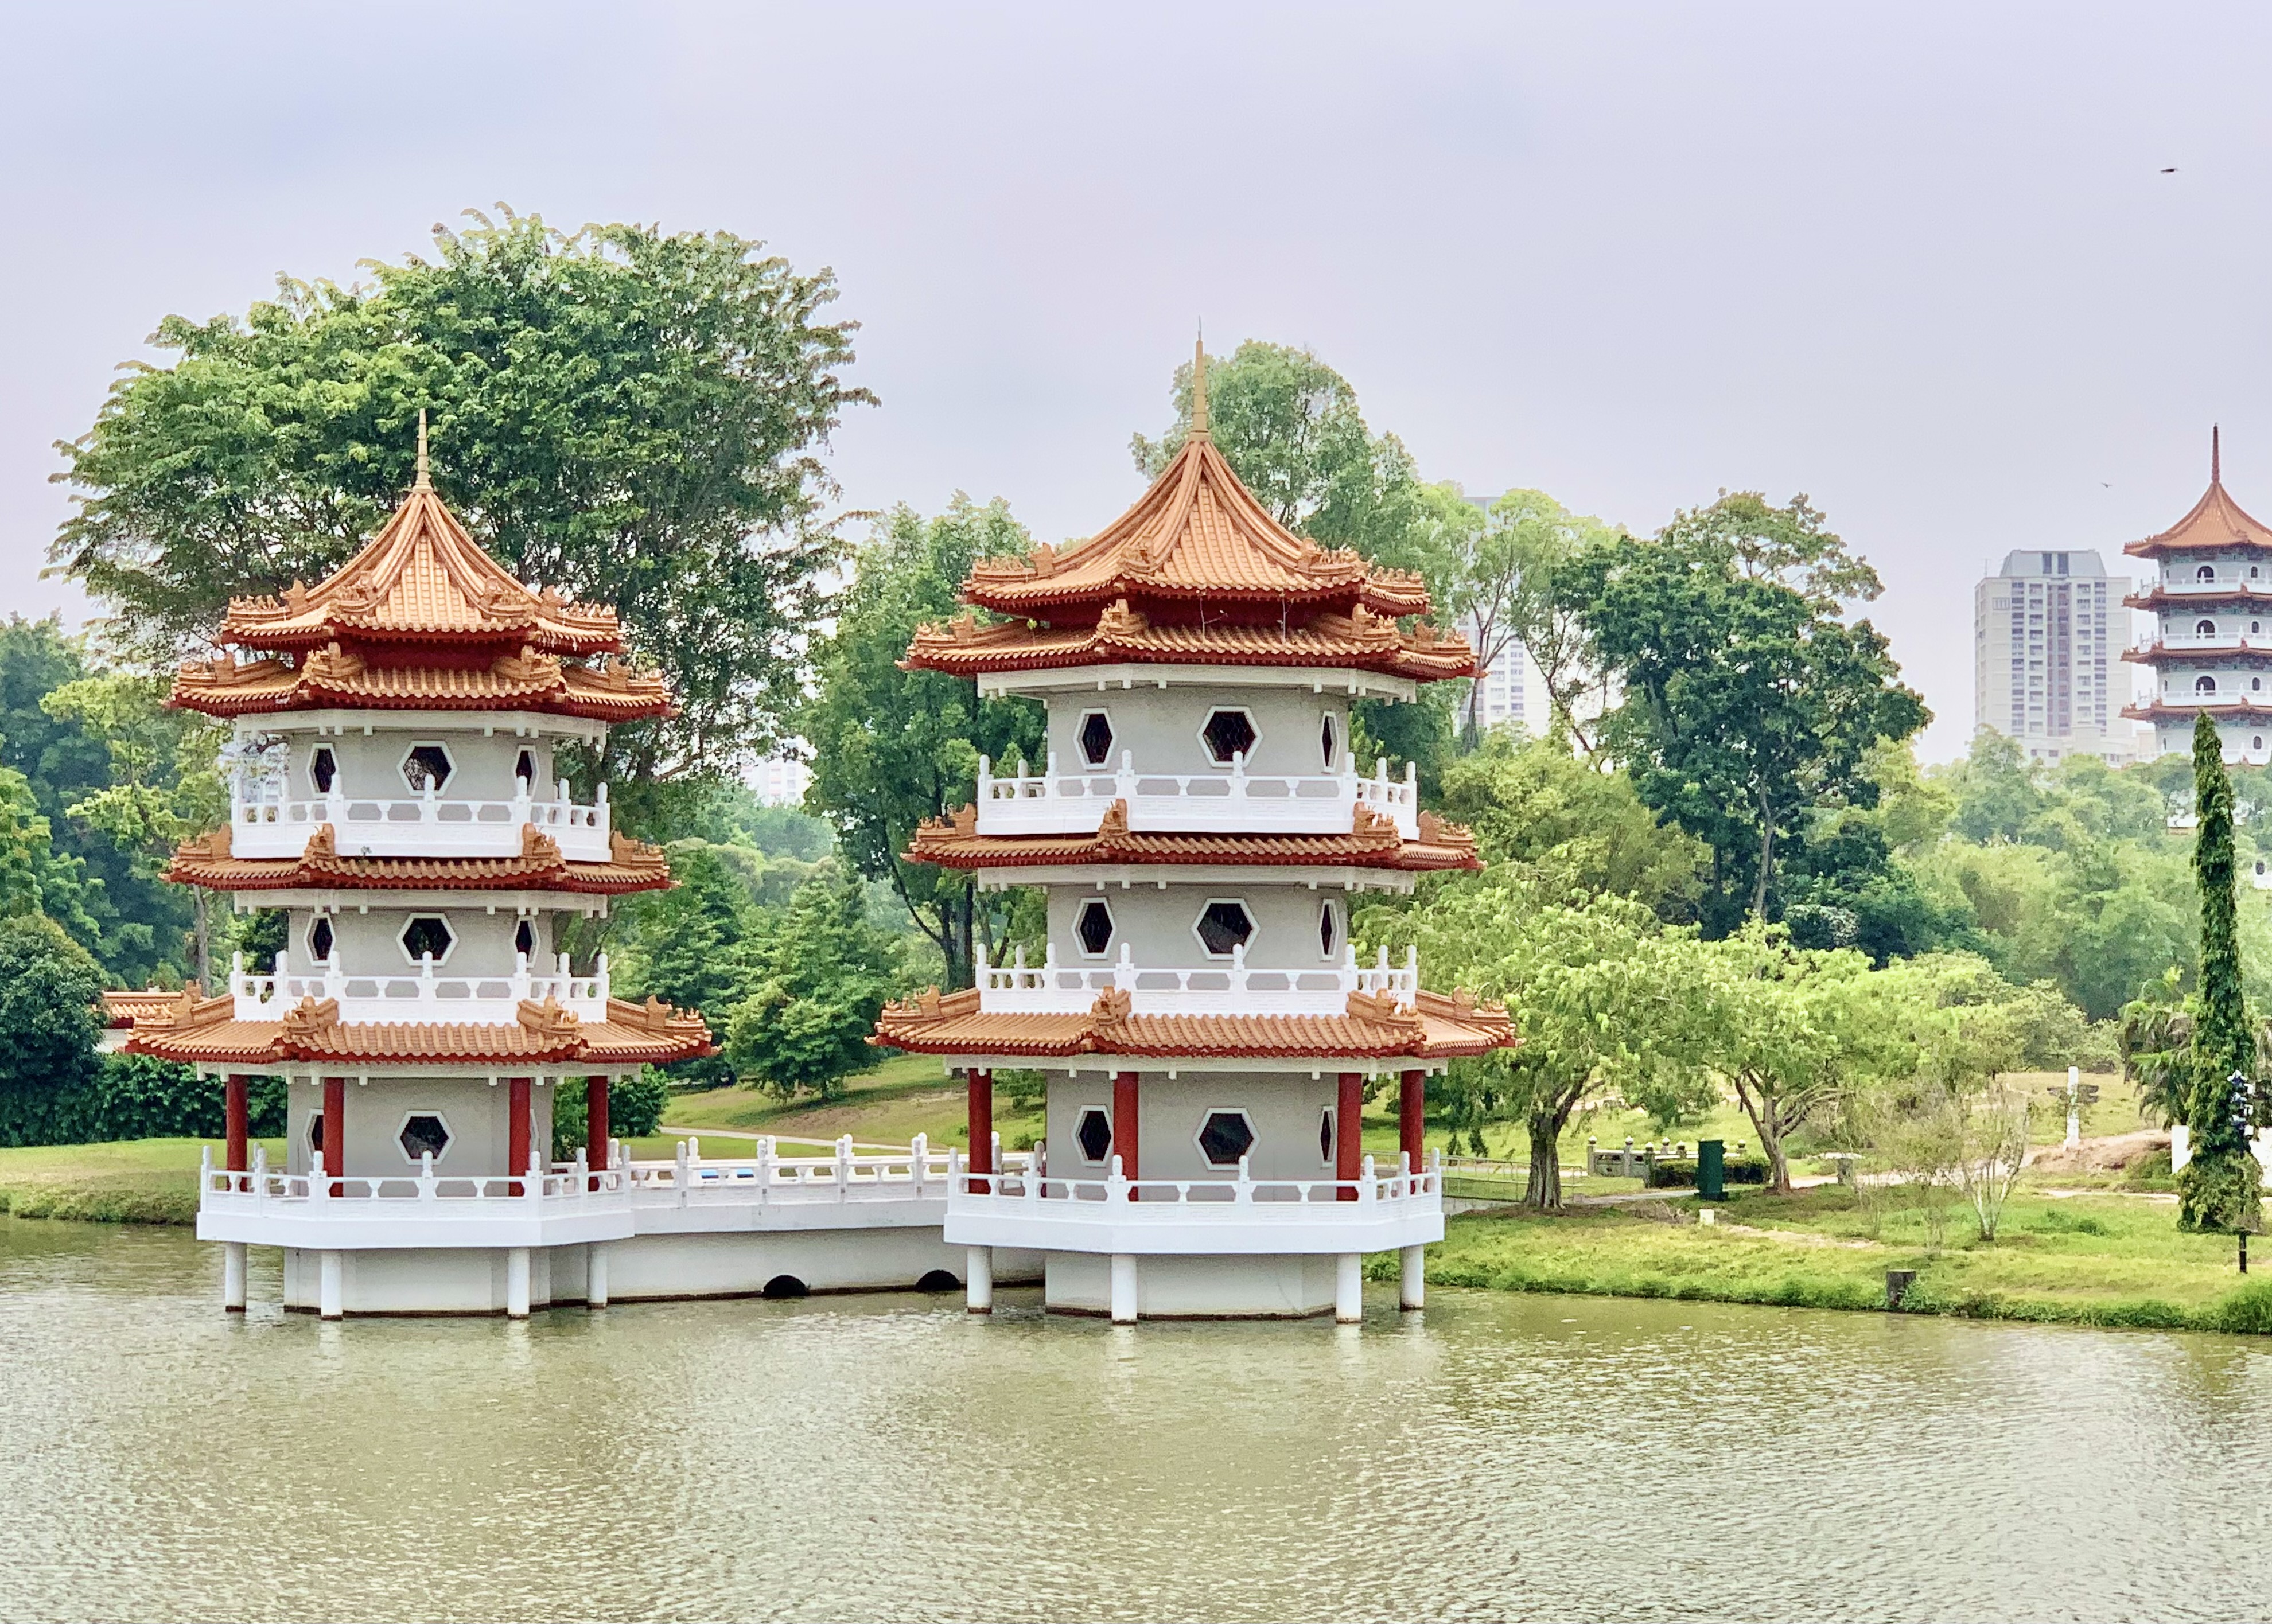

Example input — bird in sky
[2161,166,2179,173]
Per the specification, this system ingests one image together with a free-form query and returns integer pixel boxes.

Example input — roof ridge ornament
[1189,332,1209,440]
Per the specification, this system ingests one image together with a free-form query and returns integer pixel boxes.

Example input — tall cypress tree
[2180,710,2263,1233]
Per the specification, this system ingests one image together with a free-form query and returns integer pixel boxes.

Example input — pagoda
[131,425,722,1317]
[877,346,1516,1322]
[2123,429,2272,762]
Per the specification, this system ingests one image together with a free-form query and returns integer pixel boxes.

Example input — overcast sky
[5,1,2270,760]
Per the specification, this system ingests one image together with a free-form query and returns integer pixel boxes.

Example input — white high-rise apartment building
[1973,548,2136,765]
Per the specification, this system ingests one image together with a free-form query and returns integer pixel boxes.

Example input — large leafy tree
[1571,493,1926,935]
[1445,489,1619,750]
[723,865,904,1099]
[0,914,107,1148]
[2179,711,2263,1234]
[0,617,188,983]
[50,208,869,826]
[1391,882,1707,1208]
[801,499,1045,988]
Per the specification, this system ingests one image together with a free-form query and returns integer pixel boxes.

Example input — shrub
[550,1070,672,1155]
[0,914,106,1146]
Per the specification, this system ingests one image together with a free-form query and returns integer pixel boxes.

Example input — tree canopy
[50,208,870,816]
[1572,492,1927,935]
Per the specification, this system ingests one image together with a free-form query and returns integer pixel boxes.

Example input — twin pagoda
[135,356,1515,1324]
[882,352,1515,1320]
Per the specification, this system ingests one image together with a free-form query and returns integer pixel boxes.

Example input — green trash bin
[1697,1138,1726,1202]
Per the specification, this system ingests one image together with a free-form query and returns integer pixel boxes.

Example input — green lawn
[0,1137,287,1225]
[1409,1182,2272,1335]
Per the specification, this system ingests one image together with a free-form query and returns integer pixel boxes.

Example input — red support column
[1112,1070,1140,1193]
[967,1068,994,1188]
[224,1073,249,1192]
[321,1074,347,1195]
[508,1076,532,1195]
[1337,1072,1364,1199]
[1400,1068,1426,1185]
[585,1076,610,1188]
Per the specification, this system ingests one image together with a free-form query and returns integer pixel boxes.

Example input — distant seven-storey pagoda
[2124,430,2272,762]
[877,346,1516,1322]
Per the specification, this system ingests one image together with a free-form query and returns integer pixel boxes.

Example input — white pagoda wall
[1042,686,1351,776]
[263,727,560,804]
[283,1076,553,1181]
[283,907,547,979]
[1042,884,1344,972]
[1044,1069,1344,1186]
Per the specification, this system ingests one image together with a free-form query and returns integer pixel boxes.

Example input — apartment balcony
[975,940,1419,1017]
[230,951,610,1023]
[975,751,1418,840]
[943,1151,1445,1256]
[228,779,610,862]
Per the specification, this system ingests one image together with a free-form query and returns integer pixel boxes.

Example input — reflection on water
[3,1216,2271,1623]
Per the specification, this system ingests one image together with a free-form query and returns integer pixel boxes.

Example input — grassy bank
[1406,1183,2272,1335]
[0,1138,287,1225]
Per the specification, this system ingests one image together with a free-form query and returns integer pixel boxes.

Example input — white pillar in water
[1398,1244,1425,1311]
[1108,1253,1138,1323]
[1335,1253,1364,1323]
[586,1242,609,1310]
[223,1241,247,1313]
[506,1248,531,1318]
[965,1246,994,1314]
[318,1250,343,1319]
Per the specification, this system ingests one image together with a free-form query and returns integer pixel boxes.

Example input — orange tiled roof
[170,641,671,721]
[909,800,1481,871]
[123,990,711,1068]
[871,984,1515,1061]
[220,479,623,655]
[2127,446,2272,558]
[962,429,1431,616]
[166,823,674,894]
[905,600,1474,681]
[2123,699,2272,722]
[102,989,182,1030]
[901,346,1472,684]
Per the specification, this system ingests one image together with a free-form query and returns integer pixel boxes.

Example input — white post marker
[1335,1252,1363,1323]
[2066,1064,2082,1150]
[1109,1253,1138,1323]
[223,1241,248,1313]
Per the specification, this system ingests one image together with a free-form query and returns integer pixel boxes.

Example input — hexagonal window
[1075,1107,1114,1165]
[400,914,454,964]
[309,744,337,795]
[402,743,453,792]
[515,747,539,788]
[1319,1107,1335,1164]
[308,916,336,962]
[1318,899,1339,959]
[1200,708,1259,765]
[399,1113,450,1162]
[1320,711,1339,771]
[1077,710,1115,769]
[1075,898,1115,957]
[308,1112,326,1155]
[1197,1109,1256,1167]
[513,918,537,958]
[1194,898,1256,958]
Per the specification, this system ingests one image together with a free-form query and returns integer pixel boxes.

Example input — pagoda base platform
[1042,1250,1346,1319]
[273,1232,1045,1317]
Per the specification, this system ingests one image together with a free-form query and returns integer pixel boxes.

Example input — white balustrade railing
[948,1148,1442,1211]
[975,749,1418,840]
[2154,577,2269,594]
[229,775,609,860]
[199,1135,1020,1218]
[231,949,608,1023]
[977,940,1418,1015]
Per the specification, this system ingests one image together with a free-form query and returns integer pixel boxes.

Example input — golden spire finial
[414,408,431,489]
[1189,331,1210,439]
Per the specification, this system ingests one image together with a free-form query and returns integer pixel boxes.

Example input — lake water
[3,1218,2271,1623]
